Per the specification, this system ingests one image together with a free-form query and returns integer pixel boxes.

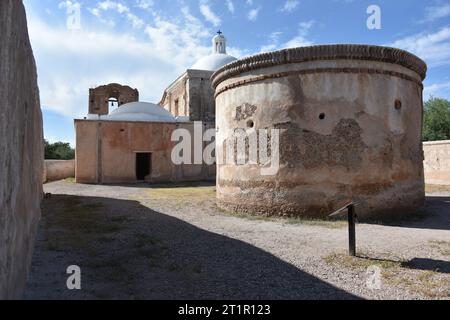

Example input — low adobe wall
[424,140,450,185]
[44,160,75,183]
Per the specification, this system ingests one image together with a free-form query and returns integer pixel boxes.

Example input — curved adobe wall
[212,45,427,219]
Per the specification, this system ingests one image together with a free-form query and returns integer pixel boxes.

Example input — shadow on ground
[25,195,359,300]
[361,196,450,231]
[354,255,450,274]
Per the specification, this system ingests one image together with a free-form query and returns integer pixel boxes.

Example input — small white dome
[192,53,237,71]
[191,31,237,71]
[104,102,176,122]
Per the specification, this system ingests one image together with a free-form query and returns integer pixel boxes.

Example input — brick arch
[88,83,139,115]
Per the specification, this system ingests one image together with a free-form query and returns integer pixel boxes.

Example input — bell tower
[212,30,227,54]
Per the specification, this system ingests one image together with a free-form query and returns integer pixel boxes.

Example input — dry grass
[383,269,450,299]
[217,206,347,229]
[63,177,76,183]
[324,253,450,299]
[131,183,216,208]
[429,241,450,257]
[42,196,124,252]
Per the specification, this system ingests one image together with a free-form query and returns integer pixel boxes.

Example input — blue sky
[23,0,450,146]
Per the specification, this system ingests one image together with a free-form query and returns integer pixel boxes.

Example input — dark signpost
[329,202,358,257]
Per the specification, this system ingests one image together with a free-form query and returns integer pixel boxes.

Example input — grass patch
[429,241,450,256]
[146,185,216,199]
[324,253,450,299]
[383,269,450,299]
[324,253,404,270]
[42,196,125,252]
[64,177,76,183]
[286,217,347,229]
[217,205,347,229]
[130,183,216,210]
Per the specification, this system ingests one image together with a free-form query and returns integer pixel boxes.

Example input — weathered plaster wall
[44,160,75,183]
[213,45,427,219]
[0,0,43,299]
[186,70,215,122]
[160,70,215,122]
[75,120,215,184]
[160,73,188,117]
[424,140,450,185]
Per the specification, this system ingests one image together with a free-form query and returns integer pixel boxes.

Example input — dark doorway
[136,153,151,181]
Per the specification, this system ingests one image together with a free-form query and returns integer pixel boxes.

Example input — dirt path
[24,181,450,300]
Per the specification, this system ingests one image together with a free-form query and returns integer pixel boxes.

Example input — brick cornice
[211,45,427,90]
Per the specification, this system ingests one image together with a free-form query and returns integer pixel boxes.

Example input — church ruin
[75,32,428,218]
[75,32,237,184]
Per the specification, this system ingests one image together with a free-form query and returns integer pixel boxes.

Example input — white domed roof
[192,53,237,71]
[104,102,176,122]
[192,31,237,71]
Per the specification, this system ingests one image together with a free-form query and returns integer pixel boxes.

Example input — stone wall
[424,140,450,185]
[0,0,43,299]
[44,160,75,183]
[89,83,139,116]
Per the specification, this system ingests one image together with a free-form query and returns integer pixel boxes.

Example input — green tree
[44,139,75,160]
[423,97,450,142]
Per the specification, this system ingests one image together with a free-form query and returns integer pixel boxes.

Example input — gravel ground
[24,180,450,300]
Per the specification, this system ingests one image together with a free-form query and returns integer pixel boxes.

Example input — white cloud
[88,1,145,29]
[248,7,260,21]
[424,81,450,100]
[423,3,450,22]
[280,0,299,13]
[226,0,235,14]
[260,21,314,52]
[26,6,228,119]
[389,27,450,67]
[200,4,221,27]
[135,0,153,11]
[58,0,79,10]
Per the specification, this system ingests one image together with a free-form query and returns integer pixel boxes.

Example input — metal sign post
[329,202,358,257]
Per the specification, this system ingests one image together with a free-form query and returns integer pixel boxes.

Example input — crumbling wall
[89,83,139,116]
[213,45,427,219]
[0,0,44,299]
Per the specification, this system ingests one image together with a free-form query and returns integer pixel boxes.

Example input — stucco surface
[160,70,216,122]
[213,45,426,219]
[424,140,450,185]
[0,0,43,299]
[75,120,215,184]
[44,160,75,183]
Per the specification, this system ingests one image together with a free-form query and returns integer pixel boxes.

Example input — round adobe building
[212,45,427,219]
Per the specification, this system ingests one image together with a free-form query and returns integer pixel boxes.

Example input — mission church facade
[74,32,237,184]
